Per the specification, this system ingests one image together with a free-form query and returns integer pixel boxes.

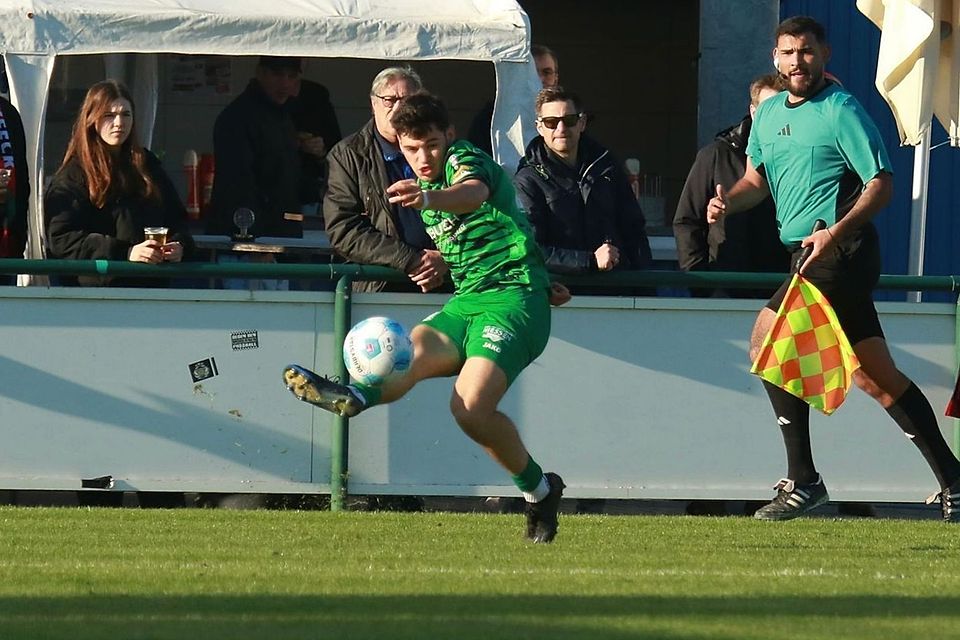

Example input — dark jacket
[44,152,194,287]
[322,119,427,294]
[673,115,789,298]
[514,135,652,279]
[206,80,301,238]
[289,78,342,205]
[0,96,30,258]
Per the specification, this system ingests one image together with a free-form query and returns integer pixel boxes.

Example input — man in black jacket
[207,56,303,239]
[513,87,651,294]
[322,66,447,294]
[673,74,789,298]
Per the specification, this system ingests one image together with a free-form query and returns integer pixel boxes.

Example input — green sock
[350,382,381,407]
[512,456,544,493]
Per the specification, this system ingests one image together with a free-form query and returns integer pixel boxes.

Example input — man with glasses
[514,87,652,288]
[323,66,448,294]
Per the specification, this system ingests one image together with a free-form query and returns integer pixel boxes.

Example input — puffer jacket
[514,135,652,275]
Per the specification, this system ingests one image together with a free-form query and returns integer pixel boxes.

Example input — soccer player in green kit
[284,92,570,543]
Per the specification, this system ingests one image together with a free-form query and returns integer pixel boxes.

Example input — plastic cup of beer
[144,226,168,246]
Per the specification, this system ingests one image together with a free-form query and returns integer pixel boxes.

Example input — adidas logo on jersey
[777,124,792,136]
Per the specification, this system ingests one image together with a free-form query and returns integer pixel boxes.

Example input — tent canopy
[0,0,532,61]
[0,0,540,261]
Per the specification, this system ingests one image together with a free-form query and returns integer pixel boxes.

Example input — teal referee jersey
[747,81,892,245]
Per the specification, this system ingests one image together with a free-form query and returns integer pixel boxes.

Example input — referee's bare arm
[706,157,770,223]
[828,172,892,241]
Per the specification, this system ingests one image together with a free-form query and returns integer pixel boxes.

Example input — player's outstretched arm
[387,178,490,214]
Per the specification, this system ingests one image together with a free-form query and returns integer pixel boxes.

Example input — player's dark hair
[776,16,827,45]
[535,86,583,115]
[390,92,450,138]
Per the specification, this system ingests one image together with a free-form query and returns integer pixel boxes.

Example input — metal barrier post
[330,275,353,511]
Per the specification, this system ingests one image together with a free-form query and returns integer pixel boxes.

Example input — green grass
[1,507,959,639]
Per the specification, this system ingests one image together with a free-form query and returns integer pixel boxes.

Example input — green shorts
[420,286,551,385]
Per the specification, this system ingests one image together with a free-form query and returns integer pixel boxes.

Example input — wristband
[420,189,433,210]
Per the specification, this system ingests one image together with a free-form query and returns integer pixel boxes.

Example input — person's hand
[386,179,426,209]
[408,249,448,292]
[797,227,836,275]
[595,243,620,271]
[299,133,327,159]
[129,240,162,264]
[549,281,572,306]
[162,241,184,263]
[706,184,727,224]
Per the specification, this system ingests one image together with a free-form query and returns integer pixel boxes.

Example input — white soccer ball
[342,316,413,386]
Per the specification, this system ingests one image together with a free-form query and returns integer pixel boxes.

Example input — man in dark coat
[322,66,447,294]
[207,56,303,238]
[513,86,651,295]
[673,74,789,297]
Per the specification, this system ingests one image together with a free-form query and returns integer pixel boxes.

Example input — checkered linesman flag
[750,272,860,416]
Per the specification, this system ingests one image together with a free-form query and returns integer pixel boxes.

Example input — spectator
[323,66,447,294]
[673,74,789,298]
[0,93,29,284]
[289,75,342,213]
[514,86,652,295]
[44,80,193,288]
[467,44,560,156]
[207,56,302,239]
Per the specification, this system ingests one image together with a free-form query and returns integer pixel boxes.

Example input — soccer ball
[342,316,413,386]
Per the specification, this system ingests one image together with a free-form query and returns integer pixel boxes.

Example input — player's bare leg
[451,357,564,542]
[450,357,526,472]
[376,324,461,403]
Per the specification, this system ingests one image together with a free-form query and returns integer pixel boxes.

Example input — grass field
[1,507,959,639]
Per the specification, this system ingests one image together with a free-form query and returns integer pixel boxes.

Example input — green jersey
[420,140,549,295]
[747,82,892,245]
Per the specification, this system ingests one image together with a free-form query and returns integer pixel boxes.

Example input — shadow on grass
[0,594,956,640]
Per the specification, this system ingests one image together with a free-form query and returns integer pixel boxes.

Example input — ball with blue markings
[342,316,413,386]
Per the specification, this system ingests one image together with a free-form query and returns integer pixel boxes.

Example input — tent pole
[908,127,932,303]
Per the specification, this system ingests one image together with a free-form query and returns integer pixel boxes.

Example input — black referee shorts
[765,222,884,346]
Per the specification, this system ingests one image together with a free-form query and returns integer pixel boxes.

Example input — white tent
[0,0,541,262]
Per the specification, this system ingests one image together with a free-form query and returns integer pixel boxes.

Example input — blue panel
[780,0,959,301]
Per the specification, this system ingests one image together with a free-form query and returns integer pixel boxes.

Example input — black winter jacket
[673,115,789,297]
[322,119,428,293]
[206,80,301,238]
[514,135,652,276]
[0,96,30,258]
[44,152,194,287]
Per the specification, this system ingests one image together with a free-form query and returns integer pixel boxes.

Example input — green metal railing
[2,258,958,509]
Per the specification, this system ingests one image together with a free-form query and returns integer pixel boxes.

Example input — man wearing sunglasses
[514,87,652,292]
[323,66,448,294]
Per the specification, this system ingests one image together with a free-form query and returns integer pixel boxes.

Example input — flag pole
[907,127,932,303]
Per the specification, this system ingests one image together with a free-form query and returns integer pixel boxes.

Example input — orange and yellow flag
[750,274,860,415]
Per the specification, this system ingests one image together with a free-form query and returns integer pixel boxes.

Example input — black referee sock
[762,380,818,485]
[887,382,960,489]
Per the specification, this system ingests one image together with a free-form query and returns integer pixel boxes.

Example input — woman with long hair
[45,79,193,286]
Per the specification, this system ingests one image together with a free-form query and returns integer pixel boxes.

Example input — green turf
[1,507,959,639]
